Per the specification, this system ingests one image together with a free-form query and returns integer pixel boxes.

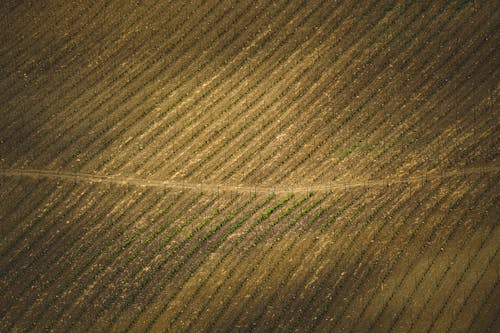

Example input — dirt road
[0,165,497,194]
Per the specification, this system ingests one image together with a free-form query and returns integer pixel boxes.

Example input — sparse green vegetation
[0,0,498,332]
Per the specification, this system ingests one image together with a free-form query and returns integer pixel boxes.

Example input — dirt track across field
[1,165,498,194]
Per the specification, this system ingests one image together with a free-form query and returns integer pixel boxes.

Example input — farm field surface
[0,0,498,332]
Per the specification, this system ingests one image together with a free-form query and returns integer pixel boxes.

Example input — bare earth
[0,0,498,332]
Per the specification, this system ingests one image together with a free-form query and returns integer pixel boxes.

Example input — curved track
[0,165,498,193]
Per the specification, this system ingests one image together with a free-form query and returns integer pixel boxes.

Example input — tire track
[1,165,498,194]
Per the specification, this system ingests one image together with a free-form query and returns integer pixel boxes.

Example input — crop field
[0,0,498,332]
